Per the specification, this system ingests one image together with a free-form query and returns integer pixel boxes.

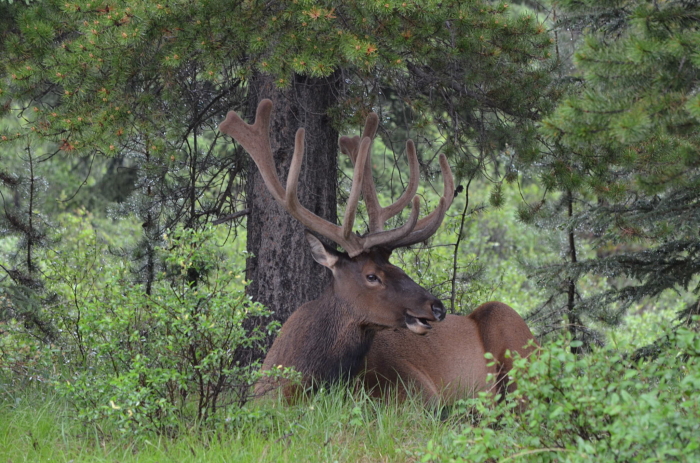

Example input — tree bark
[244,72,340,353]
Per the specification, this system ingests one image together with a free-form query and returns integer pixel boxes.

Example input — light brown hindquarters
[362,302,537,404]
[468,301,538,396]
[363,314,492,404]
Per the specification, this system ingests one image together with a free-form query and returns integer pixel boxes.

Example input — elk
[338,117,538,404]
[219,100,536,402]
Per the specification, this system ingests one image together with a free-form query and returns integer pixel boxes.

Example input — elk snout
[405,298,446,335]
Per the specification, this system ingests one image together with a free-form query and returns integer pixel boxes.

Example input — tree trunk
[566,190,582,354]
[245,72,340,354]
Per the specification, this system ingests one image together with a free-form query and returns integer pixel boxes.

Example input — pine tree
[524,0,700,346]
[1,0,557,347]
[0,143,56,341]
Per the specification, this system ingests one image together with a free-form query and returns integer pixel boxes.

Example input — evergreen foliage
[0,0,556,333]
[521,0,700,346]
[1,0,253,302]
[0,0,557,176]
[0,142,55,340]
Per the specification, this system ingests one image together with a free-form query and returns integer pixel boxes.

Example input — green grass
[0,386,455,462]
[3,321,699,463]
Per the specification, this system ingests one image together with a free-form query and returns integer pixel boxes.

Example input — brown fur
[362,301,537,404]
[254,240,446,399]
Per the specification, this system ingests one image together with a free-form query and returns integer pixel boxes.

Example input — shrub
[0,318,59,398]
[43,225,278,436]
[422,320,700,462]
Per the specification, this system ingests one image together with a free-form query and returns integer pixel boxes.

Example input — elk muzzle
[405,300,446,335]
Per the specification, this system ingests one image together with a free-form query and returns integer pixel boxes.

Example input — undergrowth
[2,205,699,462]
[0,384,450,463]
[3,319,699,462]
[421,321,700,462]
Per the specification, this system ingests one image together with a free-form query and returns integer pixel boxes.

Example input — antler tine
[282,128,367,257]
[377,139,420,229]
[338,112,379,165]
[342,137,370,239]
[338,133,418,254]
[388,153,455,249]
[339,115,420,232]
[339,113,381,229]
[219,100,284,203]
[361,196,421,251]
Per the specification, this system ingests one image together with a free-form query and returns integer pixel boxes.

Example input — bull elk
[219,100,536,403]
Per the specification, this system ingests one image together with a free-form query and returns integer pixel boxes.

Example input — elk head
[218,99,454,334]
[305,232,446,334]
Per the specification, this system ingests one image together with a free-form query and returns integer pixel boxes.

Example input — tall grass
[0,384,458,463]
[3,321,699,462]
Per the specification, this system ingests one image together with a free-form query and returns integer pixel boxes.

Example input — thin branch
[212,209,250,225]
[450,178,473,312]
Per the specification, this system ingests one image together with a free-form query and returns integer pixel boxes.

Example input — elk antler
[219,99,420,257]
[339,114,454,249]
[339,113,420,233]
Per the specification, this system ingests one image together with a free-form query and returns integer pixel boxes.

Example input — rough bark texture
[244,72,340,354]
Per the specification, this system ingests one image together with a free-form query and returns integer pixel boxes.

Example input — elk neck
[291,285,379,388]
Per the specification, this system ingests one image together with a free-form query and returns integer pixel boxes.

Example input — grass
[0,385,457,462]
[3,313,696,463]
[3,321,699,463]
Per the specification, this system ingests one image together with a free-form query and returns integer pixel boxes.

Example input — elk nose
[432,301,446,321]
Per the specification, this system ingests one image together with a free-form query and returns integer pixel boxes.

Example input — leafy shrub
[422,320,700,462]
[0,318,59,399]
[40,225,278,435]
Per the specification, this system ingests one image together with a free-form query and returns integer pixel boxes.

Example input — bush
[422,320,700,462]
[35,225,279,435]
[0,318,58,399]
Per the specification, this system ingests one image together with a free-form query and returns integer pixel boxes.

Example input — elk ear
[305,232,339,269]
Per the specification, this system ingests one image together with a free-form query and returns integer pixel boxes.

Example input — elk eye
[366,274,380,283]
